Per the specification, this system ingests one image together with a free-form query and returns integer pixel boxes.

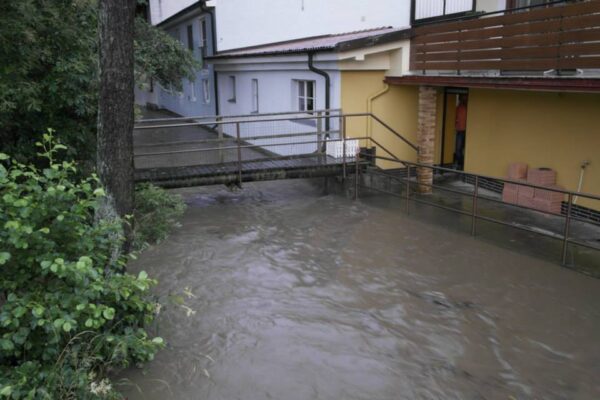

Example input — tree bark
[97,0,136,249]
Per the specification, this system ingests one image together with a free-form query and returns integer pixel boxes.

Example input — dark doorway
[440,88,469,170]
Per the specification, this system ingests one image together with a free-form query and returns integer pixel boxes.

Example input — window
[187,25,194,51]
[296,80,315,112]
[202,79,210,104]
[228,76,236,103]
[251,79,259,113]
[189,82,197,102]
[199,18,208,58]
[507,0,552,9]
[412,0,474,22]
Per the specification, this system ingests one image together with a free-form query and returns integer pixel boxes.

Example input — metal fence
[353,153,600,267]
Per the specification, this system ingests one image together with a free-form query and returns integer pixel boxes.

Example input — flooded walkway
[120,179,600,400]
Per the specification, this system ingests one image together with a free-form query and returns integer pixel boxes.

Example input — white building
[209,28,412,155]
[148,0,198,25]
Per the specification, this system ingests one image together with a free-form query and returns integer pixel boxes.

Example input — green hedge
[0,134,163,399]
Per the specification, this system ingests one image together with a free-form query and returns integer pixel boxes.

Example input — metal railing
[352,153,600,266]
[133,111,419,186]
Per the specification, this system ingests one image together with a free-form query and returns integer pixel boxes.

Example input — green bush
[133,183,186,251]
[0,134,163,399]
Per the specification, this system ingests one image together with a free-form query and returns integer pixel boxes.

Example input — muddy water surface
[120,180,600,400]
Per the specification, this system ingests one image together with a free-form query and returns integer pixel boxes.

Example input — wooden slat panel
[411,0,600,72]
[417,46,560,62]
[414,58,559,71]
[413,19,563,44]
[415,5,563,35]
[414,33,561,52]
[558,56,600,69]
[415,0,600,36]
[560,42,600,56]
[414,28,600,53]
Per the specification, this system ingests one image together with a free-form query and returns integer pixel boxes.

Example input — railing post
[354,150,359,201]
[405,164,411,214]
[341,115,347,180]
[317,111,323,155]
[562,193,573,266]
[217,116,224,164]
[236,122,242,187]
[471,175,479,236]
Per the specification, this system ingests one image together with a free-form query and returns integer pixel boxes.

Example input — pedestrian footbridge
[133,109,416,188]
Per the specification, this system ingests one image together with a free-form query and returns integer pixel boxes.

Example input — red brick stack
[502,164,564,215]
[502,162,528,204]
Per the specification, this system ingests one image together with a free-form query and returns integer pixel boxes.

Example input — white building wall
[148,0,197,25]
[210,0,410,51]
[215,66,342,156]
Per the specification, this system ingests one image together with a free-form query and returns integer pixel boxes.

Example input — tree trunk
[97,0,136,250]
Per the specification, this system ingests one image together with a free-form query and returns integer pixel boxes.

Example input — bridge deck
[135,155,358,188]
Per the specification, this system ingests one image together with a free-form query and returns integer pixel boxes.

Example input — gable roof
[209,27,413,59]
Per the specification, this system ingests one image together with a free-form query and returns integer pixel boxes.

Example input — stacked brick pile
[502,163,564,214]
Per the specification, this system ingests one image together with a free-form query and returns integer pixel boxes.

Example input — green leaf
[0,385,13,396]
[102,308,115,320]
[152,337,164,345]
[62,322,72,332]
[32,306,45,318]
[0,339,14,351]
[85,319,94,328]
[138,271,148,280]
[0,153,9,161]
[0,252,10,265]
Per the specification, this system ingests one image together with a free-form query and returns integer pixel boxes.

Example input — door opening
[440,88,468,171]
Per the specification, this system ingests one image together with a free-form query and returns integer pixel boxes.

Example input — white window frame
[251,79,259,113]
[189,81,197,102]
[199,17,208,60]
[296,80,315,113]
[228,76,236,103]
[202,79,210,104]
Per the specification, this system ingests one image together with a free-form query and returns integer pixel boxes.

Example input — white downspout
[573,160,590,205]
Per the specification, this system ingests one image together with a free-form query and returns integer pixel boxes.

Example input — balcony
[410,0,600,75]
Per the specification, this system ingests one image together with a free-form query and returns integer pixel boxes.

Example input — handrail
[134,112,420,156]
[135,113,341,130]
[136,108,342,124]
[353,152,600,267]
[370,153,600,200]
[368,114,419,152]
[414,0,571,28]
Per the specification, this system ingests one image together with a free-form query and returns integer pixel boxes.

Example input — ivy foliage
[0,133,163,399]
[0,0,199,162]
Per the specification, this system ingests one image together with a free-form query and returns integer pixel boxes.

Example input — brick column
[417,86,436,194]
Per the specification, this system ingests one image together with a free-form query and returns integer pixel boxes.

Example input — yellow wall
[341,71,423,169]
[466,89,600,210]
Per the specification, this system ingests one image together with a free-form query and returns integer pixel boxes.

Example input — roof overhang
[385,75,600,93]
[157,2,211,29]
[207,28,413,61]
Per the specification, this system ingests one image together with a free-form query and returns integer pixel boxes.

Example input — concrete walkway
[134,108,267,170]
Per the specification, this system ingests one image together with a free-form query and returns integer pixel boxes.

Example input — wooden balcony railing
[411,0,600,73]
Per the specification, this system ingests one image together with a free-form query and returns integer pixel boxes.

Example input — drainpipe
[366,84,389,138]
[308,52,330,132]
[200,1,219,115]
[574,160,590,205]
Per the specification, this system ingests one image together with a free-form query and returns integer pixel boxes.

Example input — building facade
[136,2,217,117]
[357,0,600,213]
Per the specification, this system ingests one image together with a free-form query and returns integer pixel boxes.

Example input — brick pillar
[417,86,436,194]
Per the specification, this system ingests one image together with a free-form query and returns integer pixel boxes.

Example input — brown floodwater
[119,179,600,400]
